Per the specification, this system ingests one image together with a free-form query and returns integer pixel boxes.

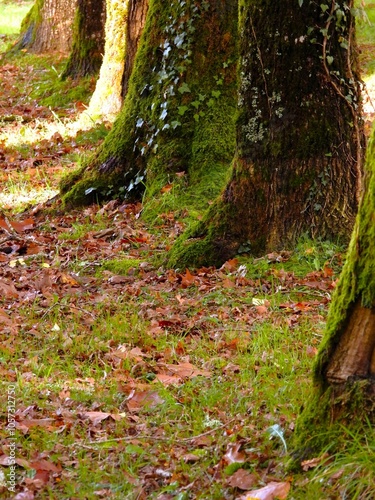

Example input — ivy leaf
[326,55,334,65]
[178,82,191,94]
[178,105,189,116]
[298,0,304,6]
[211,90,221,98]
[340,40,349,50]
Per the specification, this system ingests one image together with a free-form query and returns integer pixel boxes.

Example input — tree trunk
[294,130,375,457]
[62,0,106,79]
[60,0,238,212]
[168,0,365,269]
[13,0,77,53]
[85,0,148,124]
[121,0,149,98]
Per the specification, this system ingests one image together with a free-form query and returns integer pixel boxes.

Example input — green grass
[0,0,32,52]
[0,1,32,35]
[356,1,375,76]
[1,232,361,498]
[0,2,374,498]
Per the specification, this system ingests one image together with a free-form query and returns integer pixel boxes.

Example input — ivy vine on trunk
[168,0,365,268]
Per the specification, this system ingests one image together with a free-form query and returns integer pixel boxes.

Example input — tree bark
[121,0,149,98]
[168,0,365,268]
[13,0,77,53]
[61,0,238,209]
[62,0,106,79]
[85,0,149,124]
[294,130,375,457]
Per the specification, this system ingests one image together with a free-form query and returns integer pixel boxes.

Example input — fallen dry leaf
[227,469,258,490]
[0,279,19,298]
[180,269,196,287]
[301,453,330,471]
[154,373,182,385]
[79,411,121,426]
[29,458,61,473]
[238,481,290,500]
[156,362,211,380]
[223,441,246,464]
[127,390,164,411]
[0,217,35,233]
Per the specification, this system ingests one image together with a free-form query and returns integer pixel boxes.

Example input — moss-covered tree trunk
[13,0,77,53]
[168,0,365,268]
[62,0,106,79]
[61,0,238,211]
[294,128,375,457]
[85,0,148,123]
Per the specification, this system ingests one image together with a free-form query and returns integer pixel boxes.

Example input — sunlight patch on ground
[0,187,58,212]
[0,114,95,149]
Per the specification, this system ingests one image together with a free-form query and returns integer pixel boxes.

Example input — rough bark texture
[84,0,130,122]
[61,0,238,211]
[168,0,365,269]
[14,0,77,53]
[121,0,150,97]
[293,129,375,458]
[62,0,106,79]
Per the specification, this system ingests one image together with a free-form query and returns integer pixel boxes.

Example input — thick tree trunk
[85,0,148,123]
[168,0,365,268]
[13,0,77,53]
[121,0,149,98]
[294,131,375,457]
[61,0,238,210]
[62,0,106,79]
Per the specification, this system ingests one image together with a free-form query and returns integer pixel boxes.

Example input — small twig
[0,234,18,245]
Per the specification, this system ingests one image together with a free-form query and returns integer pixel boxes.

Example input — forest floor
[1,5,375,500]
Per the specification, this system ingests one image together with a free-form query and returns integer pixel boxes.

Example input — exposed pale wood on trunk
[326,300,375,383]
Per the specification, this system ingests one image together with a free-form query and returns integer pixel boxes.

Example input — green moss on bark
[292,131,375,462]
[10,0,44,51]
[61,0,238,214]
[168,0,363,270]
[167,190,239,269]
[292,380,375,465]
[62,0,106,80]
[313,135,375,385]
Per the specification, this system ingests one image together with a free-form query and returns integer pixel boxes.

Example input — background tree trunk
[294,129,375,457]
[62,0,106,79]
[168,0,365,269]
[14,0,77,53]
[85,0,148,124]
[61,0,238,212]
[121,0,149,98]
